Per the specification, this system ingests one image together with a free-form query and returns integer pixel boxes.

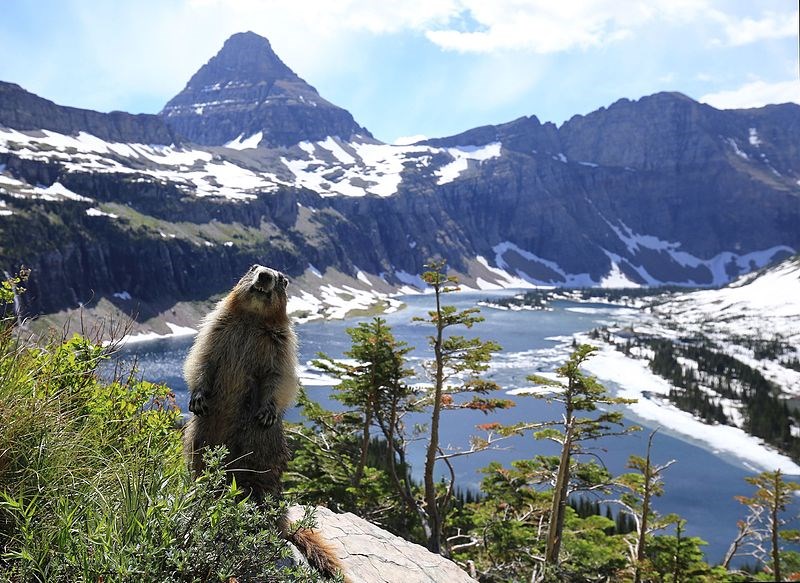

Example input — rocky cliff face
[2,32,799,325]
[160,32,370,147]
[0,82,177,144]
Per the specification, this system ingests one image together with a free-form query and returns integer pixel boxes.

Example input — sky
[0,0,798,144]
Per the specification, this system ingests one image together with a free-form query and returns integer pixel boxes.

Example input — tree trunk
[635,432,656,583]
[544,414,573,565]
[383,394,419,516]
[354,406,372,487]
[424,282,445,554]
[772,471,781,583]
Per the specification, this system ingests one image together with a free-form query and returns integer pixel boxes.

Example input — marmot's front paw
[189,391,210,416]
[256,402,278,427]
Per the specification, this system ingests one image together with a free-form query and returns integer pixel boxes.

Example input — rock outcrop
[287,506,478,583]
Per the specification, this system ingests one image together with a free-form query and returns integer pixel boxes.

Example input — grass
[102,202,285,250]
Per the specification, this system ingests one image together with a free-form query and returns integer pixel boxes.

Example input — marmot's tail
[288,527,347,581]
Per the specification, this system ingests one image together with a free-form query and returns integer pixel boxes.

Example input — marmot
[183,264,344,580]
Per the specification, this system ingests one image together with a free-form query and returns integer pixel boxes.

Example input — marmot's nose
[257,269,274,288]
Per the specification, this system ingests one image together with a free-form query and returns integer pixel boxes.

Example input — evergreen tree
[646,520,719,583]
[292,318,420,531]
[616,429,677,583]
[313,317,414,490]
[725,470,800,581]
[525,344,637,571]
[414,259,512,554]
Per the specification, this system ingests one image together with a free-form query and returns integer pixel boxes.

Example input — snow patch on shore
[581,339,800,474]
[117,322,197,346]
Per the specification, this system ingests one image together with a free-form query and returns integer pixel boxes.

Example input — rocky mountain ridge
[1,32,799,330]
[0,81,177,144]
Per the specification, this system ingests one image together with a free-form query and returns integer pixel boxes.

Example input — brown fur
[286,522,345,579]
[183,264,345,580]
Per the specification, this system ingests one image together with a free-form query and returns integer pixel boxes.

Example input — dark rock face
[0,82,177,144]
[424,115,560,154]
[160,32,370,147]
[559,92,800,175]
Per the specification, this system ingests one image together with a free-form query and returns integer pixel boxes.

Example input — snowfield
[651,258,800,346]
[0,127,505,203]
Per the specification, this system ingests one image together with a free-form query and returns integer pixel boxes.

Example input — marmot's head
[230,264,290,323]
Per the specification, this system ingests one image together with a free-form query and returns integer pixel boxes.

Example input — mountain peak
[160,32,370,147]
[186,31,298,91]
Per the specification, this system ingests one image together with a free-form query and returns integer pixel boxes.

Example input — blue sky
[0,0,797,143]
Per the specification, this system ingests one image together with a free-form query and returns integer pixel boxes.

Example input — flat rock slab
[288,506,478,583]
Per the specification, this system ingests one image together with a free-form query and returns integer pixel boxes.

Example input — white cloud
[425,0,737,54]
[184,1,790,56]
[456,54,546,110]
[425,0,664,54]
[714,10,798,46]
[700,79,800,110]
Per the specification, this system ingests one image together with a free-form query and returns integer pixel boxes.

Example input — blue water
[115,291,797,564]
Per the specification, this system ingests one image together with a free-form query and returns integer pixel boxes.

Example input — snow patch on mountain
[435,142,502,185]
[725,137,748,159]
[394,270,428,291]
[318,136,356,164]
[0,127,291,201]
[608,220,793,285]
[393,134,428,146]
[39,182,93,202]
[224,131,263,150]
[286,283,403,321]
[355,270,372,286]
[282,137,435,197]
[600,261,641,288]
[86,207,118,218]
[493,241,595,286]
[117,322,198,346]
[473,256,538,290]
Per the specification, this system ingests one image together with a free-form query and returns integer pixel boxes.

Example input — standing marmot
[183,264,343,579]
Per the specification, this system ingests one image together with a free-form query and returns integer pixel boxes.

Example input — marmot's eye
[279,275,289,289]
[249,264,258,272]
